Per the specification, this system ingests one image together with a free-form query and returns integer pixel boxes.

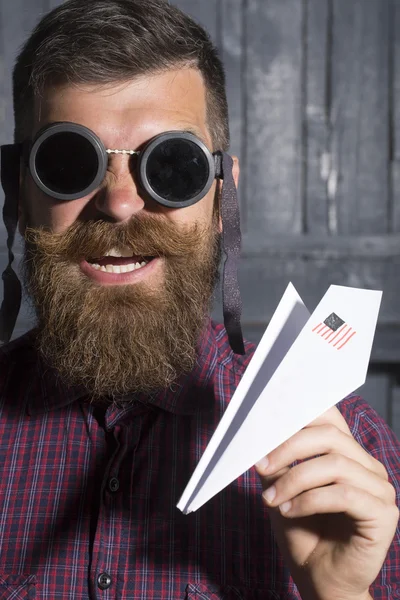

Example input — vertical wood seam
[241,0,248,232]
[388,0,394,233]
[325,0,335,235]
[301,0,308,234]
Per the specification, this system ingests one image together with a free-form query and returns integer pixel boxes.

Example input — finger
[260,453,396,510]
[274,483,399,535]
[310,407,390,480]
[256,423,388,482]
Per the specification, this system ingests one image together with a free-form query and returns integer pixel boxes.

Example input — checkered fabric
[0,320,399,599]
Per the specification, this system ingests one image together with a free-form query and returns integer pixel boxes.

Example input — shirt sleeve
[337,394,400,598]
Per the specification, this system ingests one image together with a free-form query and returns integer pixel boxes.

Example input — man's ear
[218,155,240,233]
[232,155,240,189]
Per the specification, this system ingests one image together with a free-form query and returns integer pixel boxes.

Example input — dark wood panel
[172,0,219,42]
[220,0,247,227]
[242,233,400,258]
[353,368,390,424]
[244,0,303,235]
[232,256,400,326]
[43,0,63,10]
[0,0,62,145]
[391,386,400,440]
[0,1,8,146]
[331,0,390,234]
[239,321,400,364]
[304,0,330,235]
[390,0,400,231]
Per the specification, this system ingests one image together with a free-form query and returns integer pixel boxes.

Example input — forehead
[33,68,211,148]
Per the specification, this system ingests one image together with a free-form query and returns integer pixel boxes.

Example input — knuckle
[320,424,342,451]
[330,452,346,470]
[281,438,292,454]
[305,488,322,510]
[372,456,389,480]
[339,483,354,503]
[287,465,301,488]
[322,423,338,440]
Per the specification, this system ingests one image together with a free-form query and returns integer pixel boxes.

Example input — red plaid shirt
[0,320,399,599]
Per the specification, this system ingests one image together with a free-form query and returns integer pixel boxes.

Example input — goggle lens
[35,131,100,196]
[145,137,210,203]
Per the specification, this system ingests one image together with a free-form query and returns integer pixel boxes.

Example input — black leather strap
[0,144,22,343]
[220,152,245,355]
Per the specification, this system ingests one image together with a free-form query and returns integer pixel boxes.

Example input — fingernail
[263,485,276,504]
[256,456,269,470]
[280,501,292,513]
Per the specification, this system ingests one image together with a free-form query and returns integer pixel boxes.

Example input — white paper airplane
[177,283,382,514]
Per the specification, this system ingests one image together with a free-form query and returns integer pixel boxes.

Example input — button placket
[97,572,112,590]
[108,476,120,493]
[91,418,143,597]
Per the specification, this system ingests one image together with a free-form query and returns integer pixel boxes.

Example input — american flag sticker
[312,312,357,350]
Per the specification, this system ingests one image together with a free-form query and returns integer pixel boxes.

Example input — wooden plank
[241,233,400,259]
[43,0,63,10]
[237,322,400,363]
[353,368,390,424]
[304,0,330,235]
[244,0,303,235]
[330,0,390,234]
[372,328,400,363]
[390,0,400,231]
[172,0,218,43]
[391,385,400,440]
[0,0,9,147]
[220,0,246,227]
[210,254,400,330]
[0,0,53,146]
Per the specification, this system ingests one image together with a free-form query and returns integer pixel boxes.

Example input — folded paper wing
[177,283,382,514]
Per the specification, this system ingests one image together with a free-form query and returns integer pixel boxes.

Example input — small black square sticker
[324,312,345,331]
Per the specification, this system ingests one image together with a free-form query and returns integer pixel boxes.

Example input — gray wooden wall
[1,0,400,438]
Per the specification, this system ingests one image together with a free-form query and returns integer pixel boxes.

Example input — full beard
[22,215,221,401]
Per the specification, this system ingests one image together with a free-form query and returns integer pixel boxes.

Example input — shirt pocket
[185,582,280,600]
[0,574,36,599]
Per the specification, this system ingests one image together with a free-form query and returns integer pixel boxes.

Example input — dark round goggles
[26,122,222,208]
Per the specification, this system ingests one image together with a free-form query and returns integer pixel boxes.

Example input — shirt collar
[27,318,219,417]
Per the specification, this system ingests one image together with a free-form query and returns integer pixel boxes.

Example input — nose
[93,155,145,223]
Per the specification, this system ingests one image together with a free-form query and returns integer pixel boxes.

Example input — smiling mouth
[85,246,155,274]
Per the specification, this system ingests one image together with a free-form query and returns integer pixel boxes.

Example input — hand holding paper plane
[177,283,382,514]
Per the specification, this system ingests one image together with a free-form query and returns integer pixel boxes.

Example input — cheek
[168,183,217,226]
[23,176,85,233]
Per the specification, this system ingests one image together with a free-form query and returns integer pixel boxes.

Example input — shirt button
[97,572,112,590]
[108,477,120,493]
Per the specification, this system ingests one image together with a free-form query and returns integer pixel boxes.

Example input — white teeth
[104,247,134,258]
[89,261,149,274]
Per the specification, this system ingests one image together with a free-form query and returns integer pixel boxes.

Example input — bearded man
[0,1,399,599]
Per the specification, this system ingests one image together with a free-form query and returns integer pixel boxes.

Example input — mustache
[23,215,210,261]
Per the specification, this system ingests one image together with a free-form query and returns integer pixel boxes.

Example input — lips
[80,255,161,283]
[88,255,149,267]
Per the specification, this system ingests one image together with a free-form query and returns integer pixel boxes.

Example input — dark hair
[12,0,229,150]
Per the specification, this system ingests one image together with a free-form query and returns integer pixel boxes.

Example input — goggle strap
[214,154,222,178]
[0,144,22,343]
[220,152,245,355]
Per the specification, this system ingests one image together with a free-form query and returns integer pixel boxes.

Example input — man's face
[20,68,239,400]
